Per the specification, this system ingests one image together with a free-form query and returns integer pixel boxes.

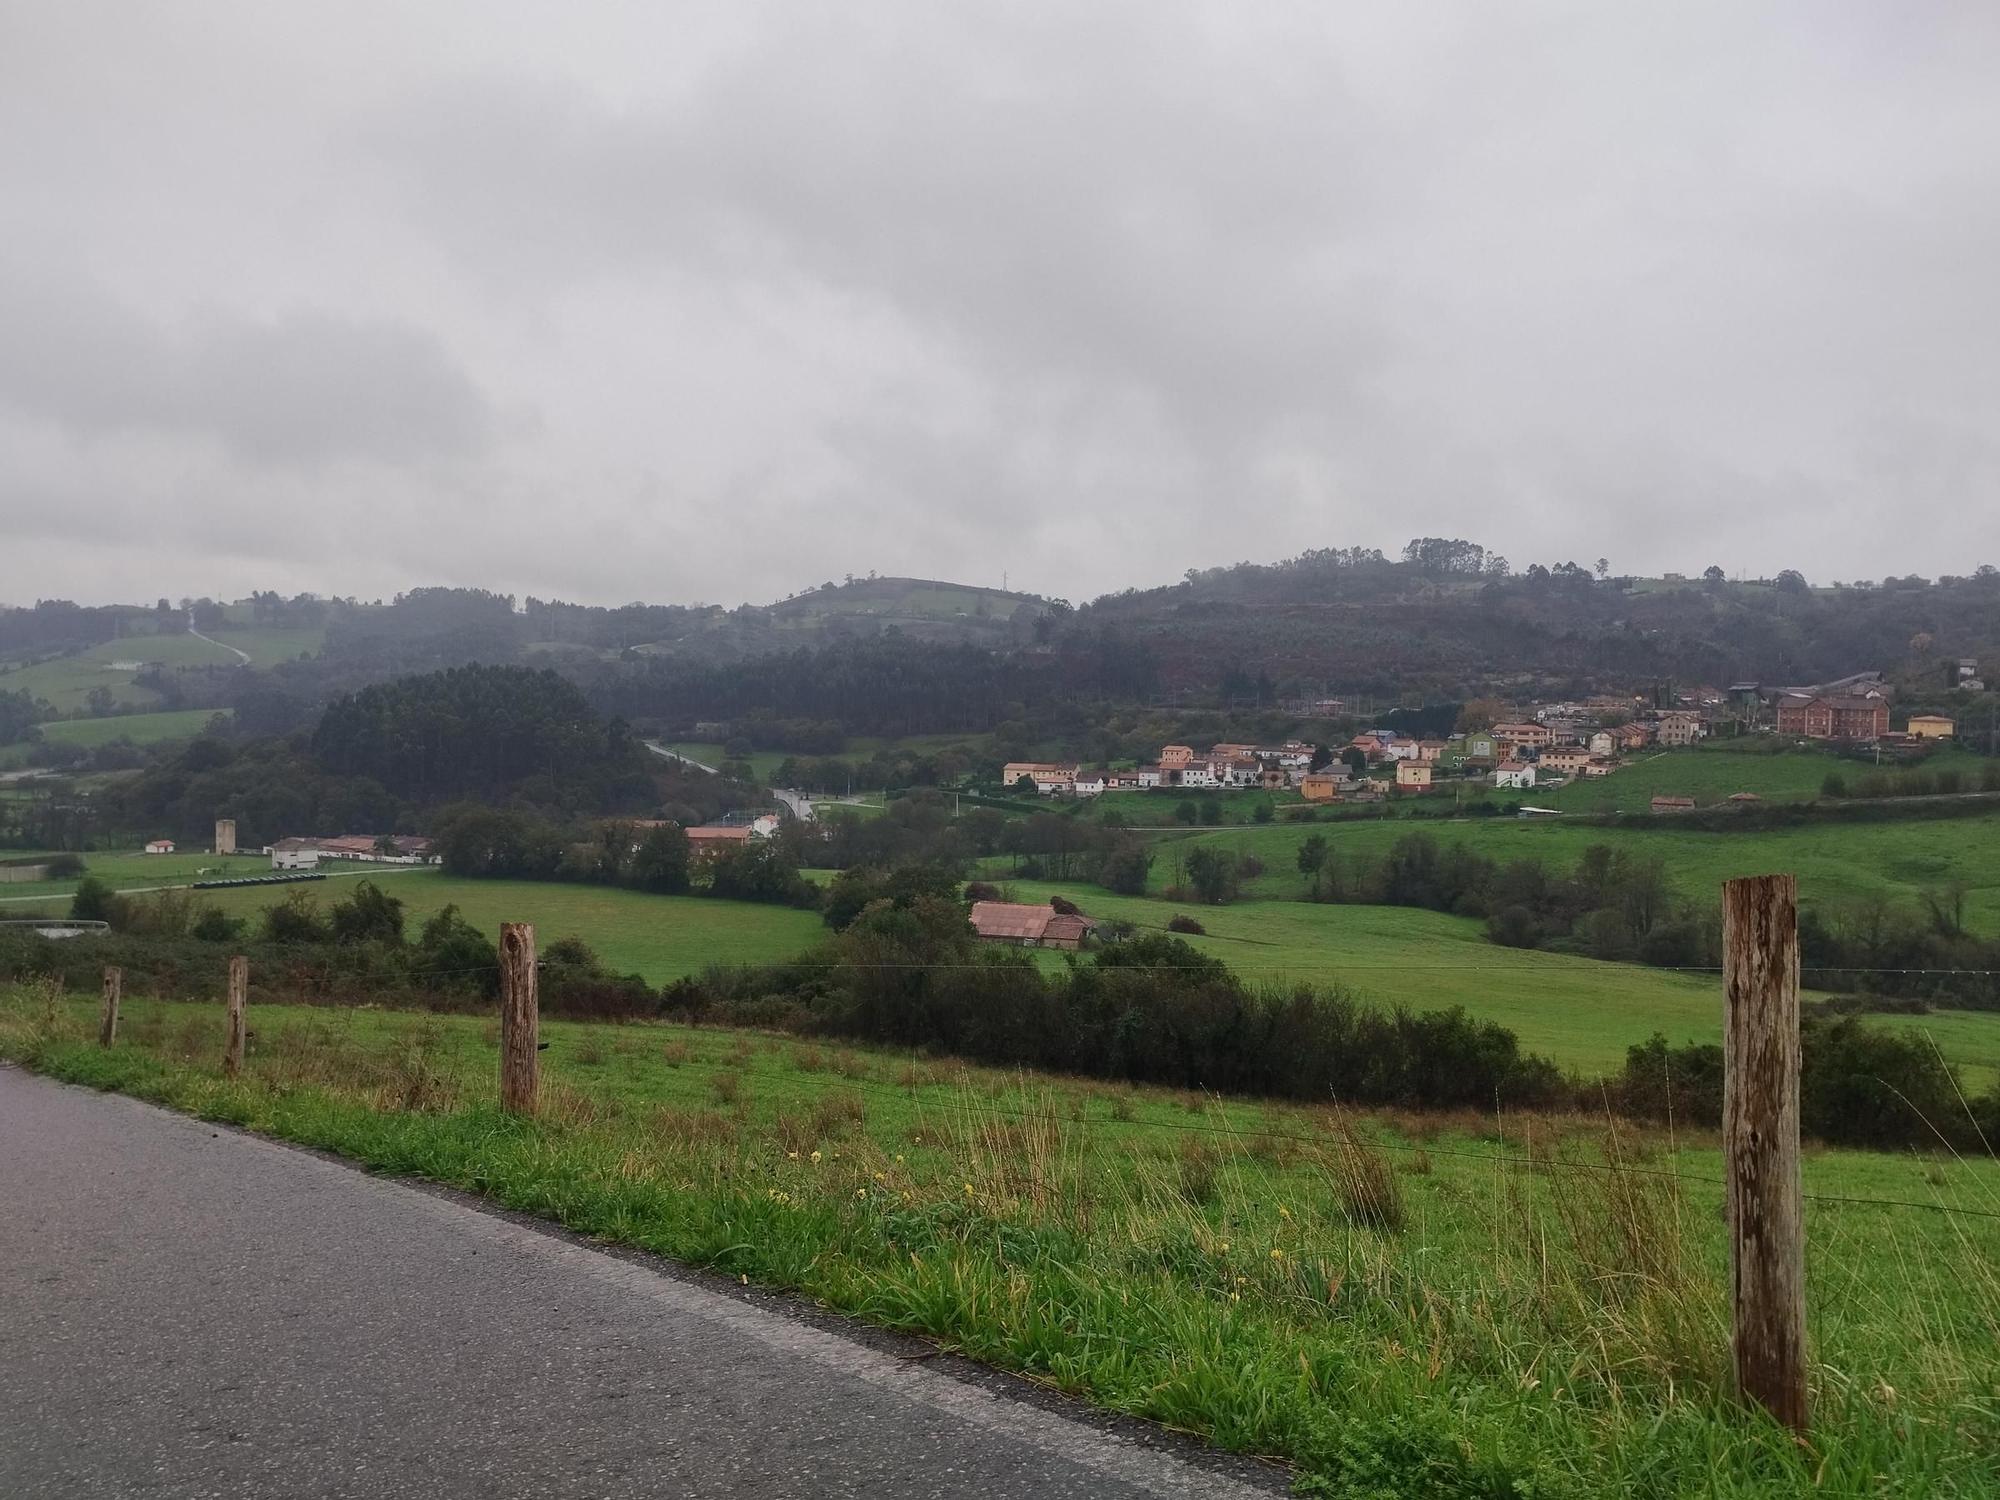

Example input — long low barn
[968,900,1097,950]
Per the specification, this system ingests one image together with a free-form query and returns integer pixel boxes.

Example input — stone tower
[214,818,237,856]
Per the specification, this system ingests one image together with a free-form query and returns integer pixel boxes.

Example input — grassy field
[211,624,325,666]
[0,627,320,713]
[1542,742,1991,814]
[193,872,827,982]
[39,708,231,748]
[989,878,2000,1086]
[6,991,1995,1495]
[1156,805,2000,932]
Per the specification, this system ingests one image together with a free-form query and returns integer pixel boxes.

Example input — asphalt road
[0,1069,1284,1499]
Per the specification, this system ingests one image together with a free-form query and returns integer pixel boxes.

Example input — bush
[69,876,118,925]
[1166,914,1206,935]
[44,853,86,879]
[190,907,245,943]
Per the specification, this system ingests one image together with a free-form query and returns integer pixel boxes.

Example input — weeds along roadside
[4,983,1998,1498]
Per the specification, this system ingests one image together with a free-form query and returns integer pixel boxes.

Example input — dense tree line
[431,806,819,908]
[580,638,1066,738]
[313,664,654,808]
[1615,1022,1999,1149]
[13,883,648,1018]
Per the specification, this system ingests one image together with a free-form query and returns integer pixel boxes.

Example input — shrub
[69,876,118,925]
[1166,914,1206,935]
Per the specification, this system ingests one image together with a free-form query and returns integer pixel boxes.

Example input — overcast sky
[4,2,1998,610]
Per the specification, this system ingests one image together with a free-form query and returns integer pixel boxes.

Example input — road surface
[0,1069,1282,1499]
[186,606,253,664]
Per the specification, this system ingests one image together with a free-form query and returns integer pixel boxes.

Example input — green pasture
[193,871,826,982]
[1546,742,1990,814]
[40,708,231,748]
[0,626,319,713]
[1157,806,2000,932]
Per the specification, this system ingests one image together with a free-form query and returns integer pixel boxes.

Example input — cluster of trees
[1075,537,2000,704]
[584,638,1066,739]
[108,736,404,851]
[1616,1022,1999,1149]
[431,806,819,908]
[29,882,648,1018]
[1798,899,2000,1011]
[313,664,653,809]
[676,894,1565,1109]
[0,600,136,657]
[0,688,44,744]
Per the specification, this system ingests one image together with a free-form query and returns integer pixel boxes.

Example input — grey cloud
[0,267,498,466]
[4,1,2000,607]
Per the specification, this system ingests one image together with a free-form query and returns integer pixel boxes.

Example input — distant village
[1005,668,1967,812]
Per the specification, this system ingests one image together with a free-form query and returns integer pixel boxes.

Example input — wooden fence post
[224,955,248,1080]
[98,967,122,1047]
[1722,874,1808,1434]
[499,923,539,1115]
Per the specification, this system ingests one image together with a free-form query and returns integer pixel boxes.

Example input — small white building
[1135,766,1163,789]
[1070,771,1106,798]
[143,839,176,855]
[1177,759,1221,788]
[1588,731,1615,757]
[1493,762,1536,790]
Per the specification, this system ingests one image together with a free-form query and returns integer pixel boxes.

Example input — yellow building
[1907,715,1956,740]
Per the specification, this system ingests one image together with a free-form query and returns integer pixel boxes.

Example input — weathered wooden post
[1722,874,1807,1434]
[499,923,539,1115]
[98,966,122,1047]
[224,955,248,1079]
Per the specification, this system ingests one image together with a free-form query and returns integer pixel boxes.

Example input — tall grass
[4,989,1997,1496]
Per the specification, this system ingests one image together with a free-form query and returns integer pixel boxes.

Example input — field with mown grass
[1149,805,2000,931]
[4,988,1995,1496]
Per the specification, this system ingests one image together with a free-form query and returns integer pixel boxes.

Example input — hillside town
[1006,670,1962,808]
